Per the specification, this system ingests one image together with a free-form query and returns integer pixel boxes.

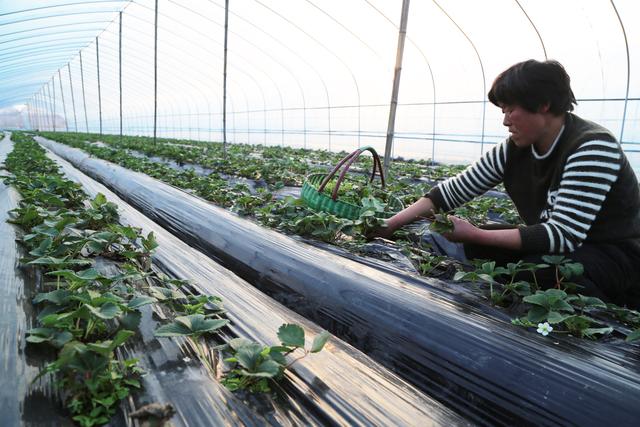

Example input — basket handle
[317,146,385,201]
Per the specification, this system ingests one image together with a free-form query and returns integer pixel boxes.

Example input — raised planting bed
[26,133,469,426]
[38,135,640,426]
[2,134,272,426]
[37,132,520,267]
[36,133,639,338]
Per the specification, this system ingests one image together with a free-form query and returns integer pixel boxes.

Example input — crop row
[3,132,329,426]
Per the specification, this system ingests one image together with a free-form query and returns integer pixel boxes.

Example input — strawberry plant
[221,324,330,393]
[32,131,639,346]
[429,211,454,234]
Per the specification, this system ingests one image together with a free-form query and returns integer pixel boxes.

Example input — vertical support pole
[79,51,89,132]
[67,63,78,132]
[27,100,33,130]
[222,0,229,157]
[43,89,50,130]
[58,70,68,131]
[33,96,39,130]
[153,0,159,143]
[119,11,123,141]
[27,102,34,131]
[38,91,46,130]
[36,93,43,130]
[48,80,56,132]
[96,37,103,135]
[383,0,410,178]
[610,0,630,143]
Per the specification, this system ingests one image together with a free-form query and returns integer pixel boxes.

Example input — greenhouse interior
[1,1,639,426]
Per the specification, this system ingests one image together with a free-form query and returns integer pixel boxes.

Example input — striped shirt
[427,113,639,254]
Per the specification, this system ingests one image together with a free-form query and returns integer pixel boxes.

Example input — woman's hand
[441,215,481,243]
[366,220,394,240]
[442,215,523,250]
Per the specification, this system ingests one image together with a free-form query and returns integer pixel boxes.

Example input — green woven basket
[301,146,403,220]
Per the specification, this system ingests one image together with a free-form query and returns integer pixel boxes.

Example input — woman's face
[501,104,547,148]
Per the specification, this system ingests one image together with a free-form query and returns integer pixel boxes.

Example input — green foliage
[4,133,201,425]
[523,289,575,323]
[30,131,637,346]
[429,211,454,233]
[626,329,640,343]
[221,324,330,393]
[154,314,229,337]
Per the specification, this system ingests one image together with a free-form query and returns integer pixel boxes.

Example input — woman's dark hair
[488,59,577,115]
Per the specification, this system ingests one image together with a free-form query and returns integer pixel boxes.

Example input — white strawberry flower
[537,322,553,336]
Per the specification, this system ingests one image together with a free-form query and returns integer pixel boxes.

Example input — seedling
[221,324,330,393]
[429,211,454,234]
[541,255,584,291]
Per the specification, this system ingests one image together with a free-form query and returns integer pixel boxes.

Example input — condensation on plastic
[38,136,640,426]
[36,138,468,426]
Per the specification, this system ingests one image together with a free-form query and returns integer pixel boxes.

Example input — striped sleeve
[520,140,622,253]
[427,140,508,211]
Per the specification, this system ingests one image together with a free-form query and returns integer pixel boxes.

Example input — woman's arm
[372,197,436,239]
[445,216,522,250]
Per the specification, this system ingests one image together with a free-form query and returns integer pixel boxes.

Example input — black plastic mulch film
[0,136,74,426]
[1,132,467,425]
[34,135,640,425]
[5,133,640,426]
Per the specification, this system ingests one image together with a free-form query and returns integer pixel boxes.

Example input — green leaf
[583,327,613,340]
[236,342,264,370]
[523,293,551,308]
[541,255,565,265]
[228,337,253,351]
[154,314,228,337]
[562,315,591,337]
[268,349,287,365]
[85,302,122,320]
[40,311,76,328]
[111,329,136,348]
[124,378,141,388]
[477,273,496,284]
[310,330,330,353]
[29,236,53,257]
[75,268,102,281]
[26,334,50,344]
[180,314,228,334]
[29,256,92,267]
[87,330,135,356]
[480,262,496,275]
[453,271,469,281]
[277,324,305,347]
[142,231,159,252]
[547,310,572,324]
[626,329,640,342]
[154,322,191,337]
[511,281,531,296]
[511,317,535,327]
[360,196,385,212]
[91,193,107,208]
[258,360,281,376]
[559,262,584,279]
[543,288,568,301]
[550,299,575,313]
[26,328,59,344]
[575,294,607,309]
[148,286,186,301]
[119,311,141,330]
[127,295,157,309]
[526,305,548,323]
[33,289,72,305]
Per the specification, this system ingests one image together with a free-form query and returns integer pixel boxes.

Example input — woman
[377,59,640,307]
